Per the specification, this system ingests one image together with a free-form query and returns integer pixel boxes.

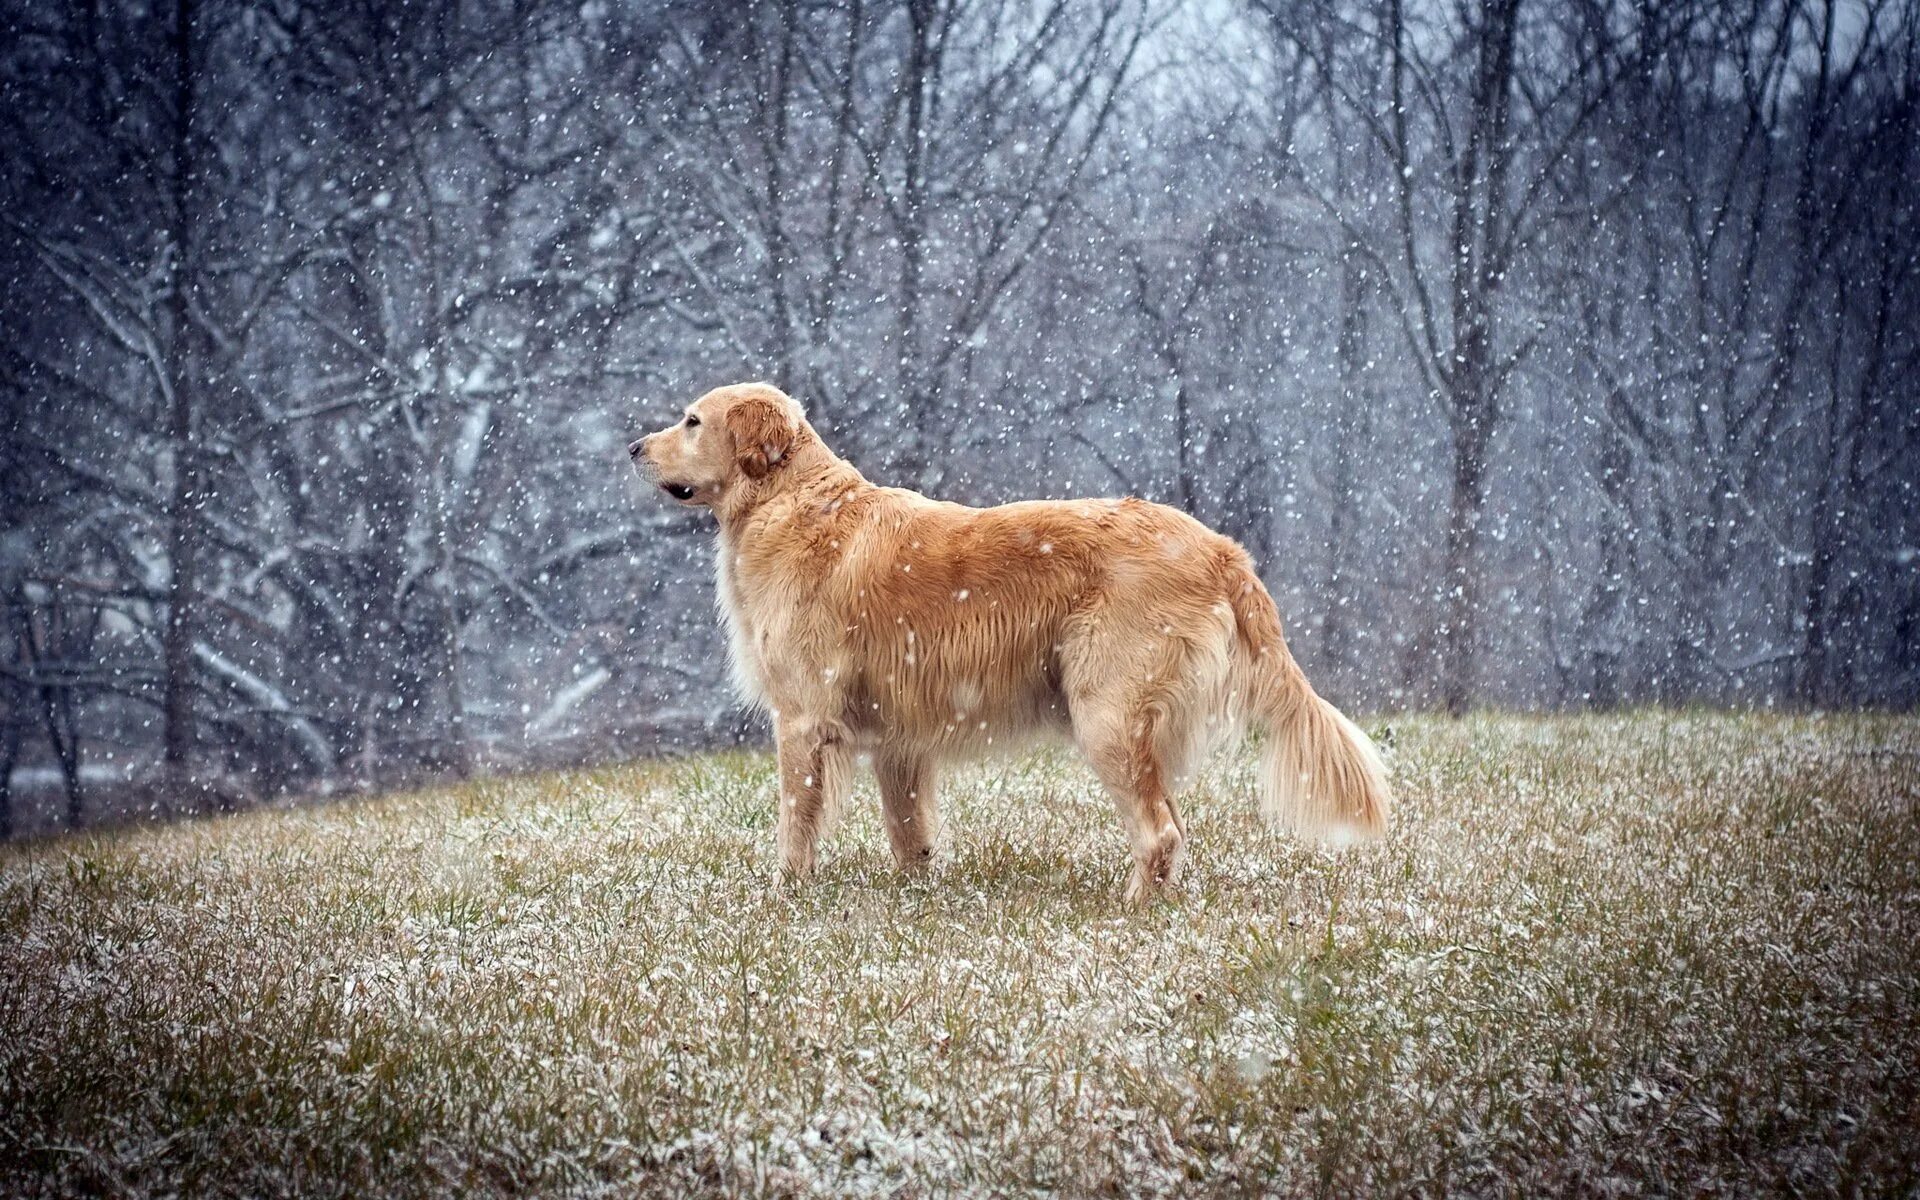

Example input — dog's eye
[685,414,700,429]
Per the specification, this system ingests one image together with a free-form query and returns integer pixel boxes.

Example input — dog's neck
[714,436,866,535]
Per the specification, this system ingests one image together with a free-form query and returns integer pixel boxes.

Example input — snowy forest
[2,0,1916,832]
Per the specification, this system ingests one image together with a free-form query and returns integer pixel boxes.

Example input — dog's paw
[777,847,818,883]
[892,842,939,875]
[1124,825,1185,905]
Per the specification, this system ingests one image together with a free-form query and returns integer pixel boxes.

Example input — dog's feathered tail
[1227,563,1391,844]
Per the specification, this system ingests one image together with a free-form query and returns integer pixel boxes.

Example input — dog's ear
[727,394,794,480]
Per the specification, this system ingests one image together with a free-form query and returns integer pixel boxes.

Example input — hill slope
[3,715,1917,1196]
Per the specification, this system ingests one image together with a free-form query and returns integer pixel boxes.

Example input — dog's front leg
[774,717,849,880]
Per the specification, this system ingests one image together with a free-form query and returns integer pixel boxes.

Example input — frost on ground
[2,714,1916,1197]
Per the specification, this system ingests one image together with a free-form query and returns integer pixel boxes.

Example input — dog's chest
[714,542,845,712]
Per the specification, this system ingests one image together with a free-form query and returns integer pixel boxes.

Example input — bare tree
[1257,0,1657,712]
[646,0,1149,486]
[1557,0,1920,704]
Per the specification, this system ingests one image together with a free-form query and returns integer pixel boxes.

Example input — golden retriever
[630,382,1390,900]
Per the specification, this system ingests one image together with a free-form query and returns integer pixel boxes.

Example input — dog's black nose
[627,438,644,458]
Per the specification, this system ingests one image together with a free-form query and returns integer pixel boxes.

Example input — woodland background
[2,0,1915,832]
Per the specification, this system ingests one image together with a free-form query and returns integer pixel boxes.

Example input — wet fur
[635,383,1391,900]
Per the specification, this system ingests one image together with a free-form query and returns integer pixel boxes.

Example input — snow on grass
[2,714,1917,1196]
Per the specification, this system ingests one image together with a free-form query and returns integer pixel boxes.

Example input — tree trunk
[0,665,22,840]
[1439,404,1492,716]
[1583,425,1630,709]
[760,3,799,386]
[160,0,202,802]
[1324,254,1371,688]
[1798,484,1845,707]
[38,676,83,829]
[408,101,472,780]
[1432,0,1518,717]
[1172,376,1194,514]
[895,0,937,483]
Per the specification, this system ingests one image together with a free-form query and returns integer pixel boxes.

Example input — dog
[630,382,1390,900]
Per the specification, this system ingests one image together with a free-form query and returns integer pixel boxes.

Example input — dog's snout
[627,437,646,458]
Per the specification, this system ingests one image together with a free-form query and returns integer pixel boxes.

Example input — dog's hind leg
[1064,666,1192,903]
[875,753,939,872]
[1077,699,1186,904]
[774,717,852,879]
[1063,609,1231,902]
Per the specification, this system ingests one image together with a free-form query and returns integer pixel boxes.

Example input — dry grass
[2,713,1917,1197]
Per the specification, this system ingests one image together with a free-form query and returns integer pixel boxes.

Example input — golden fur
[632,382,1390,900]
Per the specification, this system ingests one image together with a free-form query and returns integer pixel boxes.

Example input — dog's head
[629,382,808,508]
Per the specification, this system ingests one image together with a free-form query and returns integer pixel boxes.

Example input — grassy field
[2,714,1917,1197]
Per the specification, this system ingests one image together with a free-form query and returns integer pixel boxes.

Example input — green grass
[3,714,1917,1196]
